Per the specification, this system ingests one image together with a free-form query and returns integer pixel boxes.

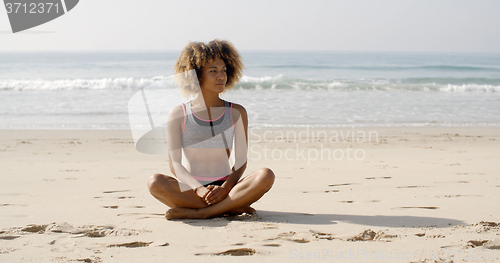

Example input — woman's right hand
[195,186,211,204]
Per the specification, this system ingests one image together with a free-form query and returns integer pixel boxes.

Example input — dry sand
[0,127,499,262]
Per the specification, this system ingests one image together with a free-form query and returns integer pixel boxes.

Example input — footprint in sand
[417,257,455,263]
[476,221,500,227]
[365,176,392,180]
[21,224,48,233]
[439,194,483,198]
[102,206,119,209]
[393,206,439,210]
[266,231,310,243]
[347,229,377,241]
[329,183,355,187]
[310,230,335,240]
[346,229,397,241]
[484,240,500,249]
[392,206,439,209]
[75,256,101,263]
[1,222,153,253]
[0,247,18,254]
[108,241,152,248]
[465,239,500,249]
[3,222,149,238]
[427,234,445,238]
[103,190,131,194]
[49,237,79,253]
[0,235,20,240]
[195,248,257,256]
[1,204,28,207]
[263,243,281,247]
[474,221,500,233]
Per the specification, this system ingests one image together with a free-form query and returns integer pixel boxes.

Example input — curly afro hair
[173,39,244,98]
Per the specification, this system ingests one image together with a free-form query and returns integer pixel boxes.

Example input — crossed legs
[147,168,275,219]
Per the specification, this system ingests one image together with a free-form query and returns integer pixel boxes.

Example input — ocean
[1,51,499,130]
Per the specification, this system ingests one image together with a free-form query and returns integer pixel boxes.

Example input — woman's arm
[223,103,248,190]
[167,105,204,191]
[205,104,248,204]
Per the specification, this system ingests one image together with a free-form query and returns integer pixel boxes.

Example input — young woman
[147,39,275,220]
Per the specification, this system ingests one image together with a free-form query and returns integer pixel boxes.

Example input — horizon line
[1,49,500,55]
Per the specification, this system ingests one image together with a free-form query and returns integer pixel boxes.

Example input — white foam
[440,84,500,93]
[1,75,499,93]
[0,77,171,91]
[239,75,283,83]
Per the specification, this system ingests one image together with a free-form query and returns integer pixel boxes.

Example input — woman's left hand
[205,185,229,205]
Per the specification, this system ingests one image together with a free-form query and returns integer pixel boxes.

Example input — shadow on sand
[178,210,466,228]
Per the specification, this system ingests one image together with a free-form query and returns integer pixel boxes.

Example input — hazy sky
[1,0,499,52]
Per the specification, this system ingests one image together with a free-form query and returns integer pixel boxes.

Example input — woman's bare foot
[165,205,255,220]
[224,205,256,216]
[166,207,207,220]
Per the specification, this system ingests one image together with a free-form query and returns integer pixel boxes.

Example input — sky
[1,0,499,53]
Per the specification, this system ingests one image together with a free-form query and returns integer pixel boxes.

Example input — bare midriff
[182,147,232,179]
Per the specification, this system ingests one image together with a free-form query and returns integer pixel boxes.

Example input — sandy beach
[1,127,499,262]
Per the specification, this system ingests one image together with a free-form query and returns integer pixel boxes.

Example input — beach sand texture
[0,128,499,262]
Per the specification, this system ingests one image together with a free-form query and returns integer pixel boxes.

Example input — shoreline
[1,123,500,131]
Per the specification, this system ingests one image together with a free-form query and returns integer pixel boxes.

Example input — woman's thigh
[235,168,275,187]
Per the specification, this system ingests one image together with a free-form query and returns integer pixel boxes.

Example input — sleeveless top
[180,100,234,149]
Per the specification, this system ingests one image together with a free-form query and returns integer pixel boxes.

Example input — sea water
[1,51,499,129]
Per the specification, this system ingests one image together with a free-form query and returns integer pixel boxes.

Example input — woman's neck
[194,90,224,108]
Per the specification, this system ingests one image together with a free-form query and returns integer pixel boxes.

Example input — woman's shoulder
[228,101,246,114]
[227,101,247,125]
[167,103,187,121]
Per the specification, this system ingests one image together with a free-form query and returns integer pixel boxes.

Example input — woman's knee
[257,168,275,186]
[147,173,166,193]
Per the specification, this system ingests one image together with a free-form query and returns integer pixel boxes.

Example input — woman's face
[200,58,227,94]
